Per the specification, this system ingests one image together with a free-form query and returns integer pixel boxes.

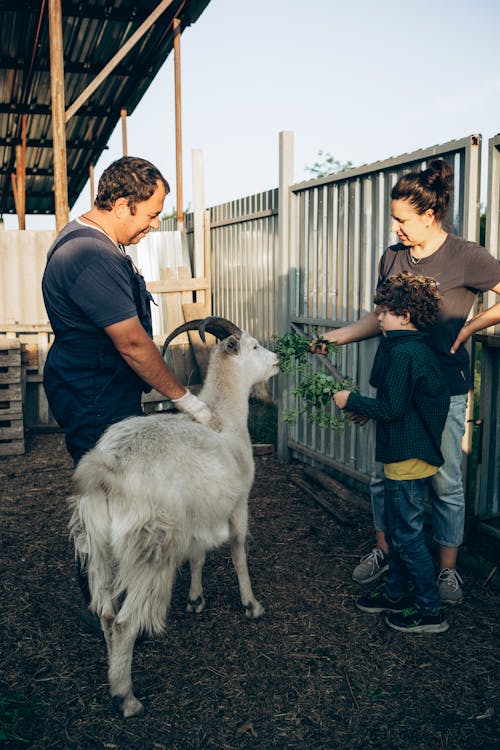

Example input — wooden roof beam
[65,0,175,123]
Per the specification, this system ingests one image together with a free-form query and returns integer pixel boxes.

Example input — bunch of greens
[273,331,352,430]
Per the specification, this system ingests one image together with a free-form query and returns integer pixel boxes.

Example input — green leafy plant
[273,331,352,430]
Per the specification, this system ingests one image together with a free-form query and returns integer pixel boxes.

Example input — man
[42,156,211,632]
[42,156,210,466]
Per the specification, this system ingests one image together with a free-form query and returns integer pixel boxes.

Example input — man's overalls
[43,229,155,466]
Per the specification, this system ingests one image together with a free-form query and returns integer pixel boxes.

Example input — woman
[313,159,500,604]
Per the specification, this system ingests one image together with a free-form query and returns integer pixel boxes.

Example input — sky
[4,0,500,229]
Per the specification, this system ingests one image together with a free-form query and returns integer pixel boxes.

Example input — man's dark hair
[95,156,170,213]
[374,271,441,330]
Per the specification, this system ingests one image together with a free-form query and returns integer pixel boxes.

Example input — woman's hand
[450,323,472,353]
[309,334,335,355]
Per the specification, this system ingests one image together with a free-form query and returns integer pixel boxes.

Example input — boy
[333,272,450,633]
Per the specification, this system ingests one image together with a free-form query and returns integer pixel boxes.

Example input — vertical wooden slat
[48,0,69,231]
[89,162,95,208]
[173,17,183,229]
[121,108,128,156]
[192,149,205,306]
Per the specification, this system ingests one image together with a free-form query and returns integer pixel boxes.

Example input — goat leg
[187,551,206,613]
[108,620,144,718]
[229,511,264,619]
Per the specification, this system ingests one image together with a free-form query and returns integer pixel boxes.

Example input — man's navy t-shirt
[42,219,138,338]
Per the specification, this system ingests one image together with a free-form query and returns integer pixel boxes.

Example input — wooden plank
[0,350,22,367]
[0,383,22,401]
[147,277,209,294]
[0,439,25,456]
[0,366,22,384]
[0,325,52,333]
[182,302,215,381]
[293,476,353,526]
[0,336,22,350]
[178,265,194,315]
[0,417,24,440]
[148,269,198,392]
[302,466,370,513]
[0,399,23,416]
[0,339,22,371]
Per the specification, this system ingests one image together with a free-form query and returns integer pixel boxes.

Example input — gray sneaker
[352,547,389,584]
[437,568,463,605]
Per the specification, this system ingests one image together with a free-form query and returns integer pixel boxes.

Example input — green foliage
[273,331,352,431]
[304,150,353,179]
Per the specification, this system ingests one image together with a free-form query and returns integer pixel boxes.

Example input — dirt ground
[0,432,499,750]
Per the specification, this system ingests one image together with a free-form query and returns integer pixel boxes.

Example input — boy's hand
[347,413,369,425]
[333,389,351,409]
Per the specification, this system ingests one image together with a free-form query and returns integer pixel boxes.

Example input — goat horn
[161,317,242,356]
[199,316,242,342]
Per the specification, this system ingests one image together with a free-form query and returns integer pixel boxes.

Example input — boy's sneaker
[356,587,414,614]
[437,568,463,605]
[352,547,389,584]
[386,604,449,634]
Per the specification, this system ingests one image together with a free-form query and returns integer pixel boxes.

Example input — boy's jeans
[371,394,468,548]
[383,477,441,613]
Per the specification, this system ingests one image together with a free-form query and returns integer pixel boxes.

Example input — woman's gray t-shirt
[375,234,500,394]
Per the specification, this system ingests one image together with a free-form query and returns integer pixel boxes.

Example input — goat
[69,317,279,717]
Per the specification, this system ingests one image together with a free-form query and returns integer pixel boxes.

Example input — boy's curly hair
[374,271,441,330]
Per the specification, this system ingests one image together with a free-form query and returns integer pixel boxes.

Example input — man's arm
[105,316,186,400]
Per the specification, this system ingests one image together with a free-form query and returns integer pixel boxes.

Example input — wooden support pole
[14,146,25,229]
[277,131,294,461]
[89,162,95,208]
[121,108,128,156]
[10,171,19,218]
[203,208,212,313]
[10,115,27,229]
[48,0,69,232]
[173,17,184,229]
[18,115,27,228]
[192,149,205,304]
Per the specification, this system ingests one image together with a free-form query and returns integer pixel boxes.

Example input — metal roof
[0,0,211,216]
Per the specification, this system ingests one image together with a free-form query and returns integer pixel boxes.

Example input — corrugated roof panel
[0,0,211,216]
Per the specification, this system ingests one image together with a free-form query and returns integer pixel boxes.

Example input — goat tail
[69,450,119,617]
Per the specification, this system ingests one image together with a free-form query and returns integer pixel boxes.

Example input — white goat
[69,317,279,717]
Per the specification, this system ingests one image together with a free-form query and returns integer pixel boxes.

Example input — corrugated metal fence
[165,133,499,538]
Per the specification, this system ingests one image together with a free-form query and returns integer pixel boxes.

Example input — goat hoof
[112,694,145,718]
[186,594,205,614]
[244,600,264,619]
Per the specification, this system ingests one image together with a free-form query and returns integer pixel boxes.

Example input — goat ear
[223,335,240,355]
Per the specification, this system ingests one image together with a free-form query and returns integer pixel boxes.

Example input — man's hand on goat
[172,390,212,426]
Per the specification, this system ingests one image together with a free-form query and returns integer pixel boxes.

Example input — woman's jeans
[371,394,468,548]
[383,477,441,613]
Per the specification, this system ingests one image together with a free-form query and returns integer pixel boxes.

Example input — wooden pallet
[0,337,25,455]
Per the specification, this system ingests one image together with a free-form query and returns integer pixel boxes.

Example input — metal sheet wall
[209,190,279,346]
[476,134,500,533]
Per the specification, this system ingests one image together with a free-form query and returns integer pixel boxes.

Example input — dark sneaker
[386,604,449,634]
[437,568,463,605]
[352,547,389,584]
[356,588,414,614]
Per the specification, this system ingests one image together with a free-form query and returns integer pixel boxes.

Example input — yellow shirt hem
[384,458,439,481]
